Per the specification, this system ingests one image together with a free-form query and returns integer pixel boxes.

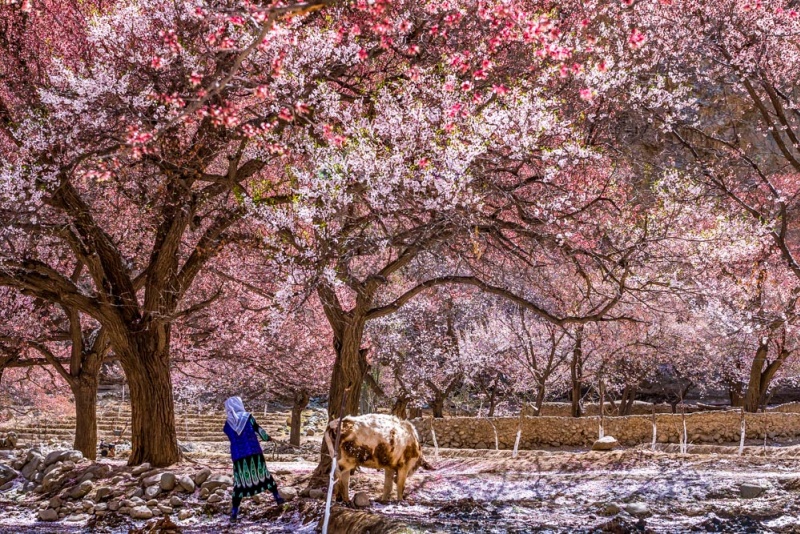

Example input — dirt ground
[3,446,800,533]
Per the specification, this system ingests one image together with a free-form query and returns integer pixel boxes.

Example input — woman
[223,396,284,521]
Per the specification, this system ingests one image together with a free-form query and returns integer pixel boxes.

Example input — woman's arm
[250,415,271,441]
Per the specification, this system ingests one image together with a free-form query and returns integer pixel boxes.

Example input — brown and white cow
[324,414,430,503]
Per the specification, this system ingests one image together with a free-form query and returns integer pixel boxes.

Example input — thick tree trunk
[122,342,180,467]
[408,406,422,419]
[71,375,99,461]
[431,394,445,419]
[392,397,409,419]
[743,342,784,413]
[487,388,497,417]
[570,327,584,418]
[619,385,637,416]
[290,390,310,447]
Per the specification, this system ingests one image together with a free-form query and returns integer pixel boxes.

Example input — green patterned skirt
[232,453,277,499]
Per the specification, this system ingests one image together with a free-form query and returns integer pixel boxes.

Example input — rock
[624,502,650,517]
[207,494,223,504]
[177,475,195,493]
[178,509,193,520]
[143,474,161,487]
[130,506,154,519]
[179,442,195,453]
[353,491,371,508]
[194,468,211,485]
[592,436,619,451]
[740,483,766,499]
[130,487,144,499]
[94,486,112,502]
[48,496,62,509]
[146,499,159,507]
[158,505,173,514]
[144,485,160,499]
[38,508,59,521]
[108,500,121,512]
[170,495,184,507]
[78,472,94,483]
[199,488,210,500]
[21,453,44,479]
[599,503,621,516]
[200,475,232,493]
[780,477,800,491]
[0,464,18,486]
[44,450,62,467]
[306,429,315,436]
[69,480,94,500]
[95,503,108,512]
[160,472,176,491]
[309,488,326,499]
[65,513,89,523]
[132,463,151,476]
[278,487,297,502]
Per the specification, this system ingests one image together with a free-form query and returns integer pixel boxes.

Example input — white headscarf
[224,396,251,436]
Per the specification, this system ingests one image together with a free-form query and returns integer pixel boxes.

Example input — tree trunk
[392,397,409,419]
[408,406,422,419]
[122,340,180,467]
[71,375,99,461]
[729,386,743,408]
[431,394,445,419]
[487,387,497,417]
[619,385,637,416]
[570,327,584,418]
[533,383,546,416]
[289,390,310,447]
[743,341,784,413]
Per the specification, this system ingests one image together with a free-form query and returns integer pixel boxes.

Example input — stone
[146,499,159,507]
[132,463,151,476]
[130,506,154,519]
[38,508,59,522]
[200,475,232,493]
[599,503,621,516]
[592,436,619,451]
[278,487,297,502]
[65,513,89,523]
[194,468,211,485]
[179,442,195,453]
[306,429,315,436]
[79,472,94,483]
[158,505,173,514]
[624,502,650,517]
[94,503,108,512]
[199,488,210,499]
[207,494,223,504]
[144,485,160,499]
[69,480,94,500]
[177,475,195,493]
[108,500,121,512]
[0,464,17,486]
[21,453,44,479]
[178,509,193,520]
[170,495,184,507]
[130,487,144,499]
[740,483,766,499]
[48,496,62,509]
[353,491,371,508]
[94,486,112,502]
[143,474,161,487]
[160,472,176,491]
[309,488,326,499]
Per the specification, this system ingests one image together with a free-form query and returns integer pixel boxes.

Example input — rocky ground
[2,441,800,533]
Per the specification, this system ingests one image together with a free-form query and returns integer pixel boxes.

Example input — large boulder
[45,450,82,468]
[591,436,618,451]
[177,475,195,493]
[194,468,211,485]
[160,472,176,492]
[68,480,94,500]
[21,453,44,480]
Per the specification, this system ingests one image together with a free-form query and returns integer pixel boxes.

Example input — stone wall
[412,411,800,449]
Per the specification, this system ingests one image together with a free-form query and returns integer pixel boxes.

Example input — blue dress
[224,415,277,498]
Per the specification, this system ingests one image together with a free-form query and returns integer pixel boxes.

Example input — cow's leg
[381,468,394,502]
[395,466,409,501]
[338,464,352,503]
